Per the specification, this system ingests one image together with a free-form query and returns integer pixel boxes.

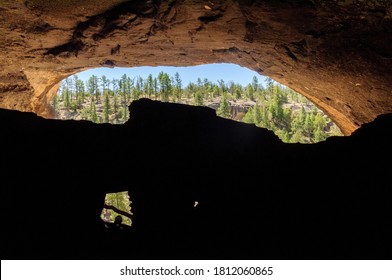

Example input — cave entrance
[101,191,133,227]
[52,63,342,143]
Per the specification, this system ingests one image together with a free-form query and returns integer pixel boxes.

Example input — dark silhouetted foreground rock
[1,99,391,259]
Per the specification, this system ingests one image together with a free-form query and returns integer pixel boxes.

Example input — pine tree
[242,107,254,124]
[119,74,128,105]
[113,92,119,123]
[75,78,85,107]
[290,129,304,143]
[282,131,290,143]
[87,75,99,103]
[127,77,134,102]
[52,94,58,116]
[158,72,172,102]
[103,92,110,123]
[252,76,259,92]
[173,72,182,102]
[218,79,226,95]
[245,84,255,101]
[121,106,129,122]
[90,102,98,123]
[265,77,274,92]
[314,127,326,142]
[304,112,315,138]
[253,104,263,125]
[146,74,154,99]
[314,112,327,131]
[153,77,158,100]
[194,91,204,106]
[101,75,109,95]
[64,77,74,102]
[217,94,231,118]
[235,88,242,99]
[134,77,142,100]
[63,87,70,111]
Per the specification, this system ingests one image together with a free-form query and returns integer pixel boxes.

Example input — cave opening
[52,63,342,143]
[101,191,133,227]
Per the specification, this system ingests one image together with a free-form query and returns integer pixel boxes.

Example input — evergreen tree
[101,75,109,96]
[119,74,128,105]
[87,75,99,103]
[185,82,196,99]
[63,86,71,111]
[90,102,98,123]
[235,87,242,99]
[127,76,134,103]
[103,91,110,123]
[146,74,154,99]
[121,106,129,122]
[282,108,292,130]
[228,81,236,96]
[153,77,159,100]
[194,91,204,106]
[253,104,263,125]
[245,84,255,101]
[75,78,85,107]
[314,112,327,131]
[111,78,119,95]
[212,85,219,99]
[64,77,74,102]
[252,76,259,92]
[196,77,203,88]
[303,112,315,138]
[217,79,226,95]
[314,127,326,142]
[242,107,255,124]
[265,77,274,91]
[260,104,269,128]
[158,72,172,102]
[282,130,290,143]
[113,92,119,123]
[137,76,144,98]
[173,72,182,102]
[52,94,58,116]
[134,77,142,100]
[290,129,304,143]
[217,94,231,118]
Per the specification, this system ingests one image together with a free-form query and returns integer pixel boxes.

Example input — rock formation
[1,0,392,260]
[1,0,392,135]
[1,99,391,259]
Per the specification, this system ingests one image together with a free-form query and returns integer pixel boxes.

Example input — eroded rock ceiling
[0,0,391,135]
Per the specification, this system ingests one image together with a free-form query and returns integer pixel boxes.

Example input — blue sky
[74,63,266,87]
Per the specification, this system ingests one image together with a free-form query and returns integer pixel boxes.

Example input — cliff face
[1,0,392,135]
[1,99,391,259]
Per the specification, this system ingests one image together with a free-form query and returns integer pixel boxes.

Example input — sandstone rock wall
[0,0,392,134]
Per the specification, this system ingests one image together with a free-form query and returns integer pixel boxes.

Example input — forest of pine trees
[52,72,342,144]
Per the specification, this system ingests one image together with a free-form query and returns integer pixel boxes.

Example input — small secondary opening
[101,191,132,227]
[52,63,343,143]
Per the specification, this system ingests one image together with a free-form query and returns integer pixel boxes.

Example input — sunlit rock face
[0,0,391,134]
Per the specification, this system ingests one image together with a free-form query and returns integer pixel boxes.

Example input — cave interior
[0,0,392,259]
